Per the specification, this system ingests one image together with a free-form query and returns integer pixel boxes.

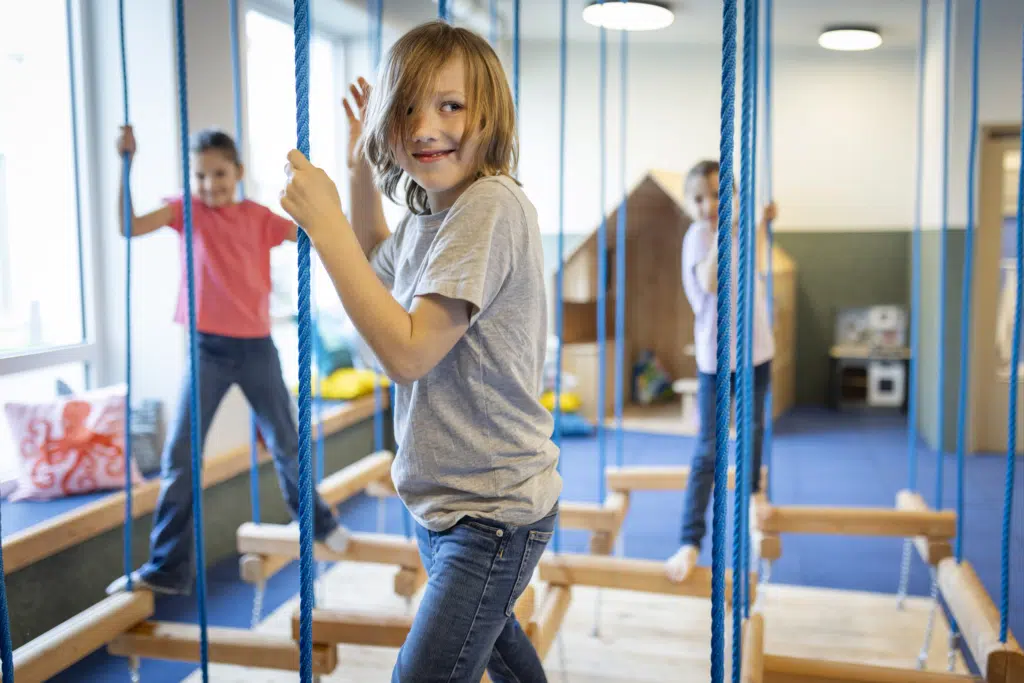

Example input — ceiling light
[818,26,883,51]
[582,2,674,32]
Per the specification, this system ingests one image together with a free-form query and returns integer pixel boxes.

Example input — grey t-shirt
[369,174,562,532]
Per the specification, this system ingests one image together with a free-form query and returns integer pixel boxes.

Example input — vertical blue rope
[0,503,11,683]
[292,1,316,680]
[173,0,210,678]
[439,0,450,22]
[762,0,774,503]
[907,0,928,495]
[597,4,608,507]
[553,0,568,554]
[743,0,759,619]
[935,0,953,510]
[954,0,983,563]
[1002,30,1024,644]
[614,15,628,470]
[229,0,263,526]
[115,0,135,592]
[513,0,521,117]
[714,0,738,681]
[732,0,756,675]
[489,0,498,46]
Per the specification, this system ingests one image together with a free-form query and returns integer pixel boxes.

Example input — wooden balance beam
[741,613,766,683]
[238,450,396,585]
[538,552,755,603]
[14,591,154,683]
[895,490,954,565]
[763,654,981,682]
[606,464,767,493]
[936,558,1024,683]
[237,522,421,566]
[559,491,630,555]
[531,584,572,661]
[108,621,337,674]
[758,504,957,539]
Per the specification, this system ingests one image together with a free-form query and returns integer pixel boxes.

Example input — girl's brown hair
[361,20,518,215]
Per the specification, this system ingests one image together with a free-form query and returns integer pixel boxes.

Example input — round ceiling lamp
[818,25,883,51]
[582,1,675,32]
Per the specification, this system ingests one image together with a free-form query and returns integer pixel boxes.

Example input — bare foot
[665,544,699,583]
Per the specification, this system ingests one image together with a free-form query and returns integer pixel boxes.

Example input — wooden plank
[393,565,426,599]
[237,522,421,567]
[293,608,412,648]
[317,450,395,507]
[530,585,572,661]
[606,465,766,492]
[760,505,957,538]
[538,552,754,603]
[108,621,337,674]
[936,558,1024,682]
[895,490,954,565]
[763,654,981,683]
[742,613,765,683]
[238,553,293,585]
[589,492,630,555]
[559,500,625,533]
[14,591,154,683]
[3,397,385,575]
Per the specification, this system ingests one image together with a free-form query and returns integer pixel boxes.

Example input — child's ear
[236,163,246,181]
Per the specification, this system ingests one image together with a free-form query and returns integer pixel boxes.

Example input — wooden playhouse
[555,169,797,432]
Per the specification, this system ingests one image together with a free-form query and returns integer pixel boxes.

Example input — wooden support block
[586,492,630,555]
[750,496,782,562]
[538,552,754,603]
[514,584,536,634]
[763,654,982,682]
[293,608,413,648]
[530,585,572,661]
[394,565,426,598]
[741,613,765,683]
[895,490,954,565]
[936,558,1024,682]
[108,621,337,674]
[14,591,154,683]
[606,465,764,492]
[237,522,421,567]
[366,476,397,498]
[238,553,293,585]
[759,505,957,538]
[559,501,625,533]
[318,450,395,507]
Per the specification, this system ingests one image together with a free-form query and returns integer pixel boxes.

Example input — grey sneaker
[105,571,189,596]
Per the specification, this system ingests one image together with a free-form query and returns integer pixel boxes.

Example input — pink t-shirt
[165,197,293,338]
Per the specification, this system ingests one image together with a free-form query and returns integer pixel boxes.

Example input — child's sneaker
[323,525,352,554]
[105,571,188,596]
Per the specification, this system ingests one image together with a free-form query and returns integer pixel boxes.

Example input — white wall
[516,40,920,236]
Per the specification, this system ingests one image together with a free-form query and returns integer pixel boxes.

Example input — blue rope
[292,1,316,680]
[115,0,136,592]
[614,20,628,470]
[489,0,498,46]
[0,503,11,683]
[1003,29,1024,644]
[762,0,774,503]
[934,0,953,510]
[439,0,450,23]
[732,0,756,674]
[513,0,520,117]
[173,0,210,678]
[553,0,568,554]
[714,0,738,681]
[596,5,608,507]
[907,0,928,495]
[954,0,983,563]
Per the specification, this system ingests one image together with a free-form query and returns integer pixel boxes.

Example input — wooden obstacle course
[108,621,337,674]
[13,591,154,683]
[762,654,981,682]
[936,558,1024,682]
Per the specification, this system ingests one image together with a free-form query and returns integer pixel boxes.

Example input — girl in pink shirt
[105,127,350,596]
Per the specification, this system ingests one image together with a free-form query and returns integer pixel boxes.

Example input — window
[244,7,345,382]
[0,1,87,357]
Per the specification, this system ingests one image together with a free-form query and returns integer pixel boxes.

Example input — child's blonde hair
[362,21,518,215]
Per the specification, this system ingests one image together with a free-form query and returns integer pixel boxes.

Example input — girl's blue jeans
[139,333,339,592]
[680,361,771,549]
[392,505,558,682]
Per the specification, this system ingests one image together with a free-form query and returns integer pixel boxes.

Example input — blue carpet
[56,408,1024,681]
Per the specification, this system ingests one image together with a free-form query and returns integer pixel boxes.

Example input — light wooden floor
[181,559,969,682]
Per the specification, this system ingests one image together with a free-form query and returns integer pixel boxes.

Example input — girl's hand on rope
[343,77,372,170]
[281,149,347,243]
[116,125,136,162]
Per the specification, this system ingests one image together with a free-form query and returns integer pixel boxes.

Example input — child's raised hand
[116,125,136,160]
[280,149,345,243]
[342,77,372,169]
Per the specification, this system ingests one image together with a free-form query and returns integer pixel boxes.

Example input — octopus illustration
[20,399,126,496]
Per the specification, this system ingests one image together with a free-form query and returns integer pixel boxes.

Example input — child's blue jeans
[680,361,771,549]
[138,333,339,592]
[392,506,558,682]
